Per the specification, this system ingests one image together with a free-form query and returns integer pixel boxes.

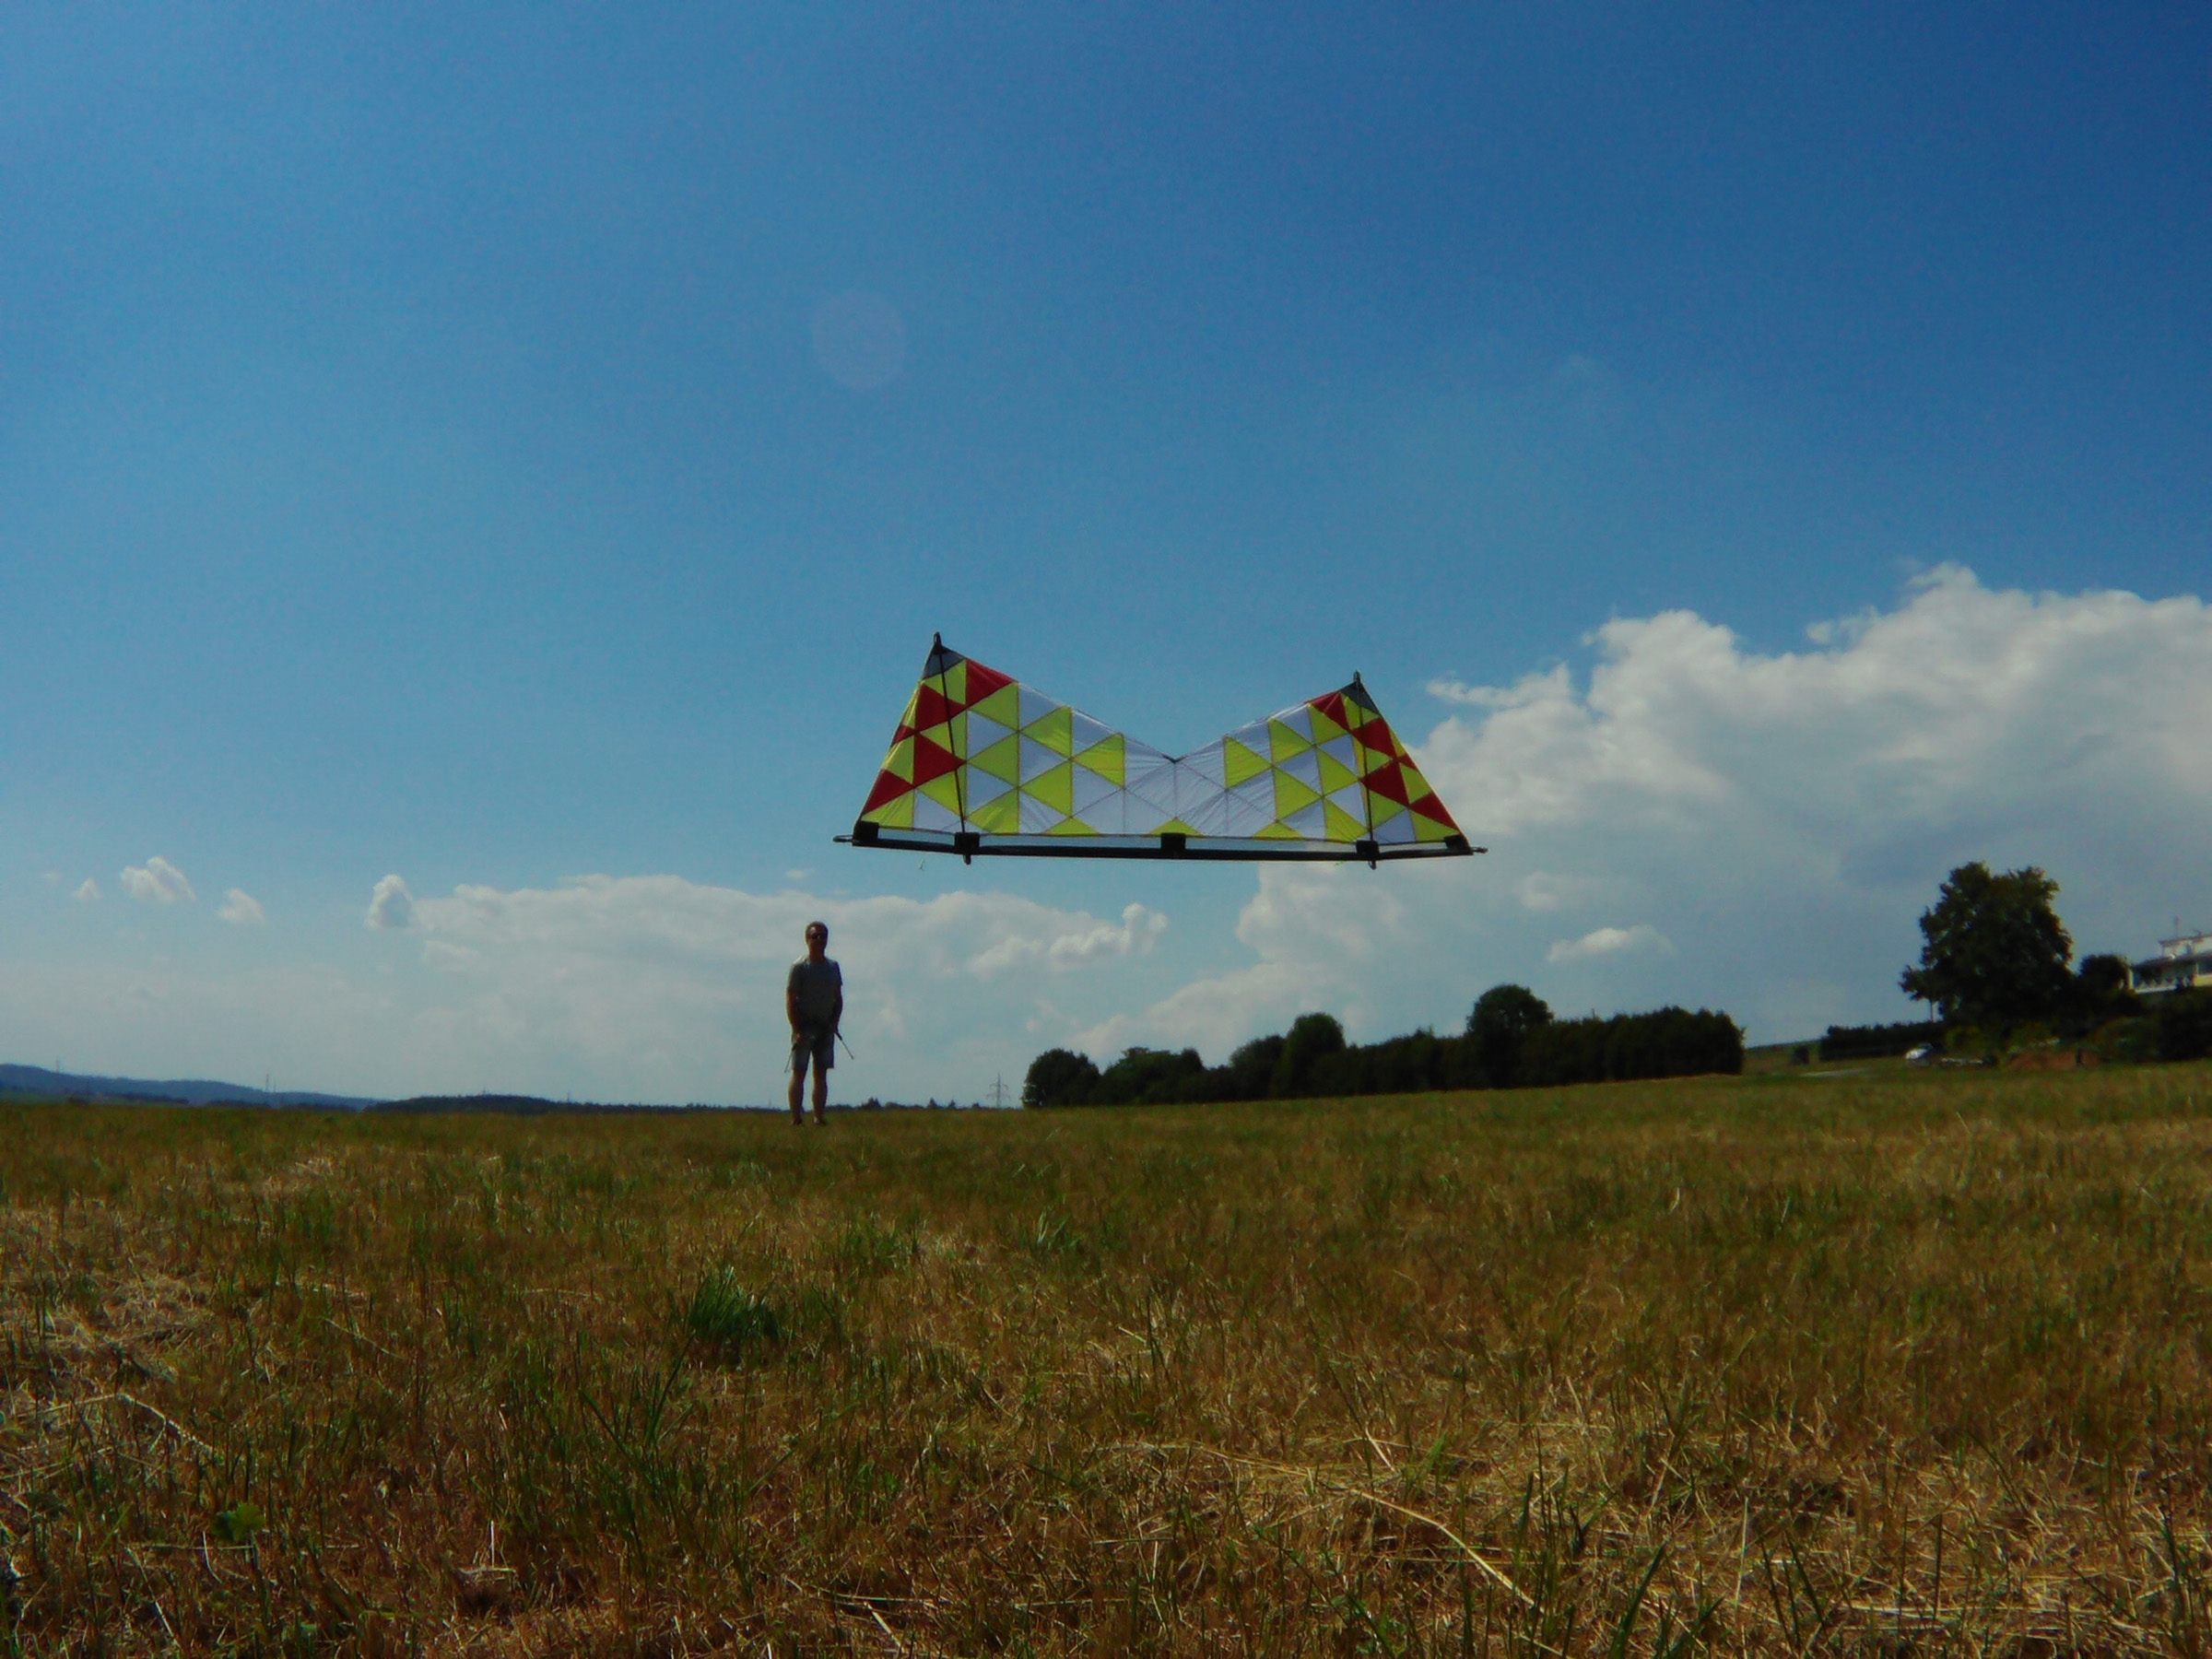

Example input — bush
[2090,1018,2154,1065]
[1947,1025,1990,1059]
[2070,953,2140,1033]
[2156,991,2212,1064]
[1818,1020,1944,1061]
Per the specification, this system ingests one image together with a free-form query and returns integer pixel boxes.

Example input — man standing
[786,920,843,1125]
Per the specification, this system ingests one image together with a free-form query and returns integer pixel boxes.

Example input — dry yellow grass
[6,1064,2212,1655]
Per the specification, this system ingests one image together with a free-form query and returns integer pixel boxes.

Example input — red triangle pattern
[868,651,1018,818]
[913,684,955,731]
[1364,759,1411,807]
[865,647,1465,841]
[962,659,1013,705]
[863,769,910,813]
[1359,716,1460,830]
[910,735,960,787]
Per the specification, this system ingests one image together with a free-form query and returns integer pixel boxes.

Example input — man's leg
[788,1044,806,1124]
[811,1061,830,1124]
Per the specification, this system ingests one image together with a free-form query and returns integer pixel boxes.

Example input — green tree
[1270,1013,1346,1098]
[1222,1034,1285,1100]
[1465,984,1553,1088]
[2070,952,2139,1030]
[1092,1046,1206,1105]
[1900,862,2074,1030]
[1021,1048,1100,1109]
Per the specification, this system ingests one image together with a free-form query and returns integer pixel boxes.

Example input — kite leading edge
[838,637,1483,866]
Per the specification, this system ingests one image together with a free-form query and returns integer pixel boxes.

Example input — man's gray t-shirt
[787,957,842,1031]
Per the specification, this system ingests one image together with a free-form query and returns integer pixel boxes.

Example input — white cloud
[15,571,2208,1100]
[1514,870,1604,912]
[1271,567,2212,1043]
[336,875,1176,1100]
[1069,872,1411,1060]
[6,874,1188,1105]
[365,875,415,930]
[1072,569,2212,1057]
[218,888,265,926]
[1547,924,1671,963]
[967,901,1166,975]
[119,857,194,905]
[72,878,101,902]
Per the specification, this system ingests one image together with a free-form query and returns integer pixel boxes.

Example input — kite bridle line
[930,631,972,861]
[1351,671,1379,870]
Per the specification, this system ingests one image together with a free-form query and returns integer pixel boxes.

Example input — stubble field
[6,1064,2212,1656]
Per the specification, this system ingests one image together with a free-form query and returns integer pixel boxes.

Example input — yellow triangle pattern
[1224,737,1269,787]
[1268,718,1312,761]
[1024,705,1073,756]
[1075,734,1124,783]
[863,645,1465,851]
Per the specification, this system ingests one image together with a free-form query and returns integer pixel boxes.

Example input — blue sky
[6,6,2209,1100]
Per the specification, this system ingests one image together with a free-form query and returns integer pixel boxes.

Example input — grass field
[7,1065,2212,1656]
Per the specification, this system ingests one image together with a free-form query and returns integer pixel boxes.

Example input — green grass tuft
[680,1264,779,1351]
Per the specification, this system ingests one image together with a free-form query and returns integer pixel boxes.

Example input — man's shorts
[792,1030,834,1076]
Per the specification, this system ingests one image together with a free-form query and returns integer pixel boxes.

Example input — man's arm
[831,988,844,1035]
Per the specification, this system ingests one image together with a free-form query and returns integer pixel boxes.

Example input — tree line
[1022,986,1743,1109]
[1900,861,2212,1063]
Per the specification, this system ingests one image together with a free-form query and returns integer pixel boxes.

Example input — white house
[2131,930,2212,997]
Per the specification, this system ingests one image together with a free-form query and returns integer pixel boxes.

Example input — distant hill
[370,1095,740,1115]
[373,1093,611,1115]
[0,1064,381,1111]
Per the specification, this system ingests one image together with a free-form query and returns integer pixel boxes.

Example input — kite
[839,637,1482,865]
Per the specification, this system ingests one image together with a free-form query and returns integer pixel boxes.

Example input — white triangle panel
[1018,685,1064,728]
[1222,718,1271,758]
[1124,750,1181,816]
[1179,738,1228,787]
[1174,765,1228,820]
[1070,768,1124,826]
[1018,793,1066,834]
[1276,748,1323,791]
[1066,708,1116,752]
[1019,735,1066,782]
[964,769,1013,806]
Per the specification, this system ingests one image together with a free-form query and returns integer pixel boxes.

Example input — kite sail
[840,637,1481,864]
